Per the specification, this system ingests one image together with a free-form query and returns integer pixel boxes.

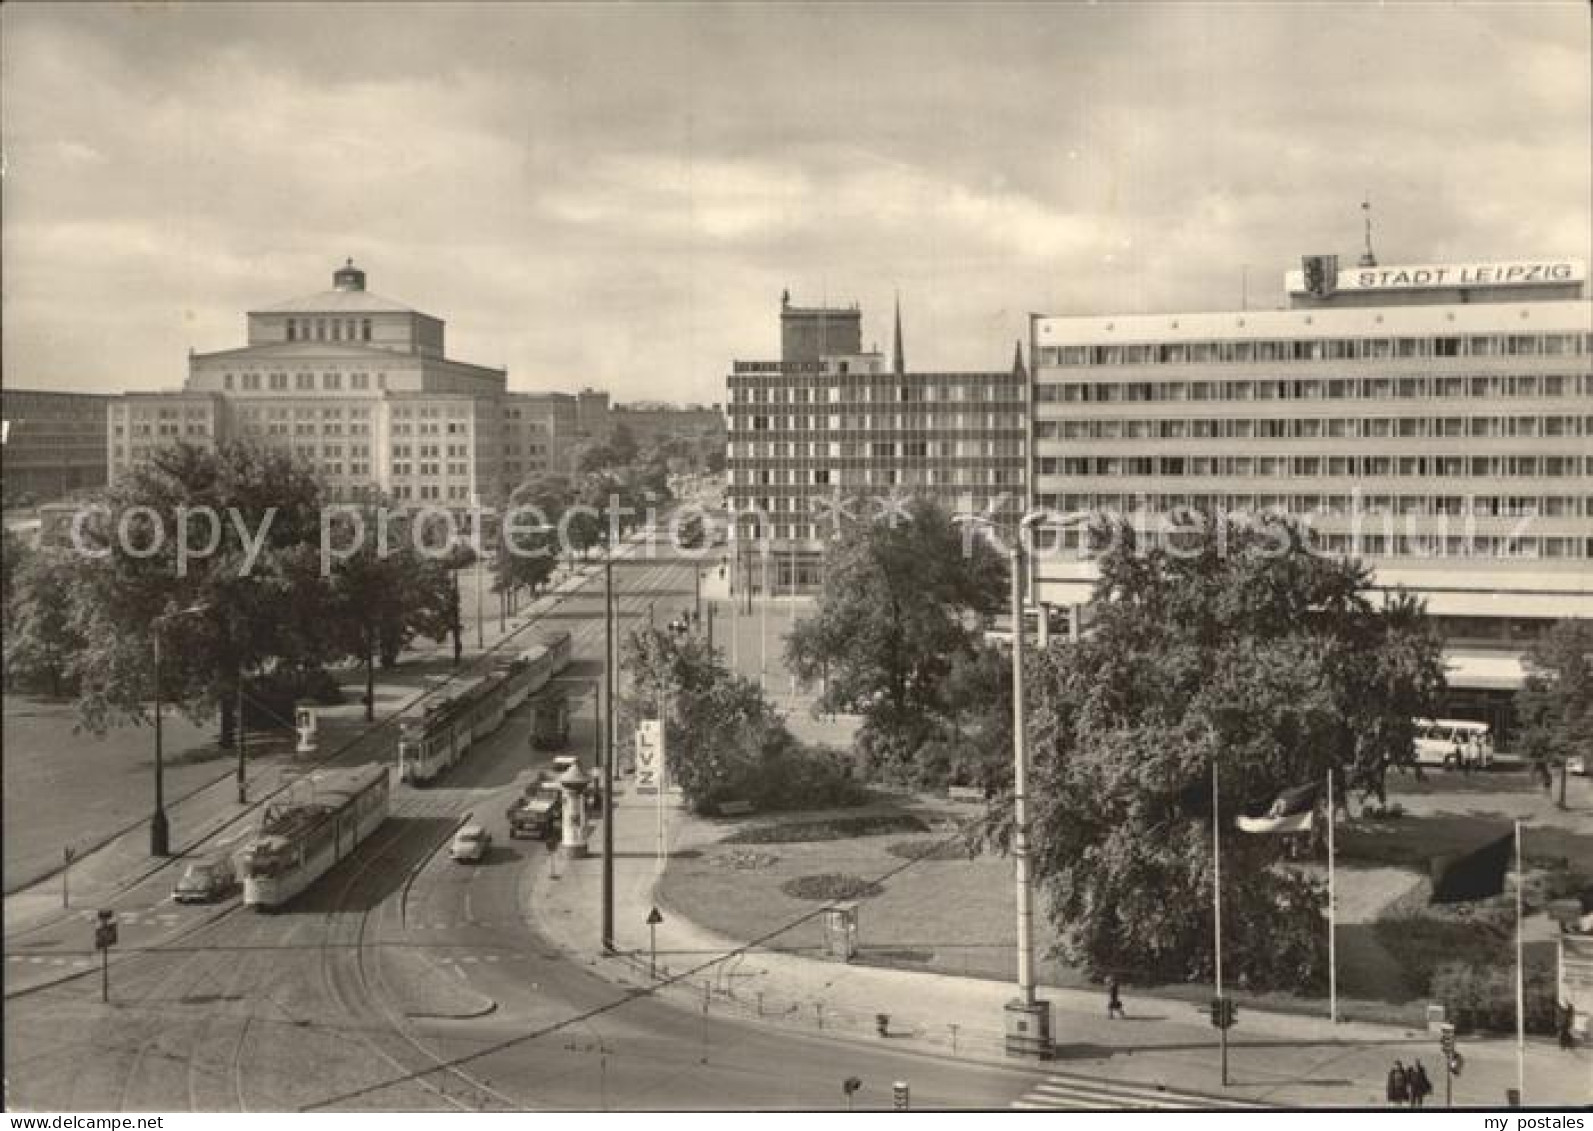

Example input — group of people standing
[1386,1059,1434,1107]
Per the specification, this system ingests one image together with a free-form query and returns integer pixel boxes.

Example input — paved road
[5,549,1122,1111]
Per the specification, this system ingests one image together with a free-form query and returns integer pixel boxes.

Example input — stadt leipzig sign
[1289,258,1586,296]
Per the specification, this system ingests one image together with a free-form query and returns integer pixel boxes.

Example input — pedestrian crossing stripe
[1012,1074,1273,1111]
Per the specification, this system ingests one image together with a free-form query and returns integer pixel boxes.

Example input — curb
[405,999,500,1022]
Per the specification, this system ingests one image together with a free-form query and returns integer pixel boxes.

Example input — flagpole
[1515,819,1525,1103]
[1212,758,1227,1086]
[1328,768,1338,1025]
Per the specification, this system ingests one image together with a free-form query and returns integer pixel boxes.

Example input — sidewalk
[3,558,609,946]
[531,784,1593,1110]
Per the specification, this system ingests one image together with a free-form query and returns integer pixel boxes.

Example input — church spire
[892,291,906,377]
[1012,339,1026,378]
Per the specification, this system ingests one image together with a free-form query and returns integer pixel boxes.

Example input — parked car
[173,855,236,903]
[449,823,492,863]
[1569,753,1588,776]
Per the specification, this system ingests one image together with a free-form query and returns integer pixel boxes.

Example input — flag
[1430,831,1513,903]
[1237,782,1317,834]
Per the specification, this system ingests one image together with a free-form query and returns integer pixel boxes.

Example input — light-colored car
[449,823,492,863]
[173,856,236,903]
[1569,754,1588,776]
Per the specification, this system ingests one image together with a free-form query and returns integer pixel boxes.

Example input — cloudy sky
[3,2,1588,406]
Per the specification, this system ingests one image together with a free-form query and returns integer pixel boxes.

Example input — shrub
[1371,912,1510,997]
[725,812,930,844]
[1430,960,1558,1035]
[780,873,884,901]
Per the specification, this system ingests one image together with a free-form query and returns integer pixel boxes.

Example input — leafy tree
[621,626,861,813]
[609,422,639,465]
[66,442,332,747]
[1020,512,1445,991]
[4,545,88,696]
[929,642,1014,794]
[2,525,32,617]
[577,443,619,476]
[326,503,455,717]
[1515,618,1593,809]
[784,496,1007,781]
[493,488,558,613]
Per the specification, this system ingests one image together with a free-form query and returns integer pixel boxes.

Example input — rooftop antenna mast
[1359,194,1378,268]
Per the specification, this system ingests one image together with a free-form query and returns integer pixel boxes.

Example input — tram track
[8,548,707,1112]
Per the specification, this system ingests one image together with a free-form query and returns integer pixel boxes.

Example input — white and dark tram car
[397,630,573,785]
[240,763,391,909]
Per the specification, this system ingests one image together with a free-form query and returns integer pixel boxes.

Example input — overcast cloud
[2,2,1588,405]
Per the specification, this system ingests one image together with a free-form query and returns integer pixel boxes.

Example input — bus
[1413,718,1495,769]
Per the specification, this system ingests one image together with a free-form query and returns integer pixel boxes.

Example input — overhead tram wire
[301,817,982,1110]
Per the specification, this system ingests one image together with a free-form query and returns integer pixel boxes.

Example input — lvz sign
[634,719,664,795]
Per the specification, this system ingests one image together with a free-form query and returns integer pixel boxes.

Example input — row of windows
[731,439,1026,459]
[389,462,473,478]
[116,422,211,438]
[392,406,469,419]
[1035,372,1587,404]
[226,371,382,392]
[1036,414,1591,441]
[1038,332,1591,368]
[738,413,1021,433]
[235,405,373,420]
[730,466,1022,488]
[118,406,213,421]
[731,489,1022,516]
[1037,454,1588,479]
[1034,523,1591,561]
[391,421,469,436]
[729,382,1022,405]
[390,443,471,458]
[285,317,373,343]
[1036,492,1589,519]
[391,483,475,502]
[314,462,374,478]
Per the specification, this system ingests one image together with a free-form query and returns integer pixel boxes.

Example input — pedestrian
[1561,1001,1578,1050]
[1106,976,1126,1020]
[1410,1060,1431,1108]
[1386,1060,1408,1107]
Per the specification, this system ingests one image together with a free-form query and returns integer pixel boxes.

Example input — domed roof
[252,261,422,315]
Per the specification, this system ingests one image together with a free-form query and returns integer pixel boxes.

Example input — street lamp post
[602,542,616,952]
[953,511,1084,1058]
[151,602,210,857]
[236,677,247,805]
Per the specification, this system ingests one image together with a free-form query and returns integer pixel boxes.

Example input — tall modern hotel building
[1028,254,1591,726]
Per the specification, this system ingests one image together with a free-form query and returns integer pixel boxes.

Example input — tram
[397,630,573,785]
[240,763,391,909]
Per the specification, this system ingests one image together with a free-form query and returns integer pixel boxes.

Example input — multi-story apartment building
[106,262,606,507]
[726,296,1027,592]
[1028,253,1592,727]
[1,389,113,504]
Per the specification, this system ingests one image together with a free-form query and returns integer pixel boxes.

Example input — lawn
[658,776,1592,1031]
